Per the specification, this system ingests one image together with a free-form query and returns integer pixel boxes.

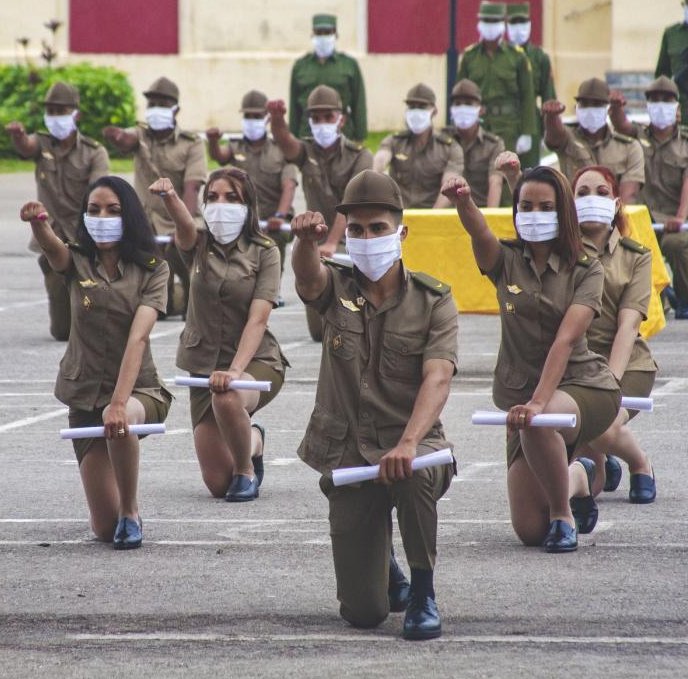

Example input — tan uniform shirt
[445,126,505,207]
[54,250,169,410]
[224,138,299,220]
[549,125,645,187]
[635,124,688,221]
[294,137,373,227]
[379,130,464,209]
[176,231,285,375]
[486,241,618,410]
[583,230,657,373]
[31,132,109,241]
[130,125,208,235]
[297,262,458,475]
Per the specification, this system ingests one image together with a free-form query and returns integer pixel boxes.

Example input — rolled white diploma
[173,376,272,391]
[331,448,454,487]
[60,423,166,440]
[155,234,173,244]
[330,253,352,265]
[471,411,577,428]
[620,396,653,412]
[259,220,292,232]
[652,223,688,233]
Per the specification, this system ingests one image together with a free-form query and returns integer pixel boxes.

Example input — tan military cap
[405,83,436,106]
[451,79,482,103]
[306,85,343,112]
[478,1,507,19]
[43,82,80,107]
[144,77,179,103]
[337,170,404,214]
[575,78,610,103]
[645,75,679,98]
[240,90,268,113]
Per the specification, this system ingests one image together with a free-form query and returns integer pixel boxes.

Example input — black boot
[388,550,411,612]
[402,568,441,640]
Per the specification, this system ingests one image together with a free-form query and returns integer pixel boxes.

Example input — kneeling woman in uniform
[441,166,621,552]
[20,176,172,550]
[149,168,287,502]
[572,165,656,503]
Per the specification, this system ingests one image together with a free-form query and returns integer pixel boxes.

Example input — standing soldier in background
[506,2,556,167]
[655,0,688,124]
[373,83,463,209]
[5,81,109,340]
[206,90,299,305]
[458,1,537,162]
[103,77,207,318]
[289,13,367,142]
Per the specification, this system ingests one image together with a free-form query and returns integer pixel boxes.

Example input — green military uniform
[655,20,688,123]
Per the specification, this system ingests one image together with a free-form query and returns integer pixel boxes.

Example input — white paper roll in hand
[60,423,166,440]
[620,396,653,412]
[471,411,577,428]
[259,220,292,233]
[331,449,454,487]
[652,223,688,233]
[155,235,173,244]
[173,376,272,391]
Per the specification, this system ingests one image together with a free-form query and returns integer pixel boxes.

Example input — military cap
[575,77,610,103]
[143,77,179,103]
[404,83,436,106]
[478,1,507,19]
[240,90,268,113]
[312,14,337,30]
[451,79,482,103]
[337,170,404,214]
[43,81,80,107]
[306,85,342,112]
[507,3,530,20]
[645,75,679,98]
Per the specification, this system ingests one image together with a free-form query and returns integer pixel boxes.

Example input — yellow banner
[402,206,670,338]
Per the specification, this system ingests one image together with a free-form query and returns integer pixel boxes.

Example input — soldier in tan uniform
[6,82,110,340]
[20,176,171,550]
[442,166,621,553]
[443,79,505,207]
[608,75,688,318]
[267,85,373,339]
[292,170,457,641]
[103,77,208,317]
[150,168,287,502]
[543,78,645,204]
[206,90,299,305]
[373,84,463,208]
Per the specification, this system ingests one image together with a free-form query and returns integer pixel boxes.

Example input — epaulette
[179,130,198,141]
[343,138,364,151]
[611,131,635,144]
[250,234,275,248]
[79,134,101,148]
[66,241,87,254]
[434,131,454,145]
[410,271,451,295]
[619,236,649,254]
[576,251,593,267]
[134,252,164,271]
[322,256,353,272]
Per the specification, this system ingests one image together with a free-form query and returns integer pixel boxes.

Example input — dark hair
[572,164,629,236]
[76,176,159,264]
[512,165,583,269]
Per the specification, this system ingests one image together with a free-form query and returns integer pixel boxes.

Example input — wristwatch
[273,211,293,221]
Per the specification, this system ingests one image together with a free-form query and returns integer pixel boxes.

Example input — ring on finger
[117,427,126,436]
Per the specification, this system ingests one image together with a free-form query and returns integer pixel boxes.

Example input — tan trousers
[661,231,688,302]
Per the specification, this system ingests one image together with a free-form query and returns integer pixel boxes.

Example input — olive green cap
[43,81,79,107]
[645,75,679,98]
[240,90,268,113]
[575,77,610,103]
[337,170,404,214]
[312,13,337,30]
[405,83,436,106]
[507,3,530,20]
[306,85,342,112]
[451,79,482,103]
[143,76,179,103]
[478,1,507,19]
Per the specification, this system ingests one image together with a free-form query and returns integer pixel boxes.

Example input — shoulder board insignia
[619,237,649,254]
[344,138,363,151]
[612,132,634,144]
[410,271,451,295]
[323,256,353,272]
[80,135,100,148]
[251,234,275,248]
[576,252,592,267]
[179,130,197,141]
[138,253,162,270]
[435,132,454,145]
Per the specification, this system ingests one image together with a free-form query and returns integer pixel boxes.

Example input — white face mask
[346,225,403,282]
[44,111,77,140]
[575,195,617,228]
[203,203,248,244]
[145,106,177,131]
[309,116,341,148]
[478,21,505,42]
[576,105,609,133]
[242,117,267,141]
[507,21,531,46]
[450,104,481,129]
[312,34,336,59]
[83,215,123,243]
[647,101,679,129]
[515,211,559,242]
[405,108,433,135]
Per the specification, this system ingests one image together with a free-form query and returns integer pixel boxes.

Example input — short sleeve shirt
[378,131,464,209]
[296,263,458,475]
[54,251,169,410]
[486,241,618,410]
[176,231,285,375]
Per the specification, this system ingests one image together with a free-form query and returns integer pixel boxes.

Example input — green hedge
[0,63,136,158]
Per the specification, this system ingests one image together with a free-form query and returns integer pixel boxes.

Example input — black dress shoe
[225,474,259,502]
[629,470,656,504]
[543,519,577,553]
[570,457,598,534]
[403,593,442,640]
[604,454,623,492]
[388,554,411,613]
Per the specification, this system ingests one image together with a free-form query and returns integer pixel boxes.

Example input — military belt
[486,103,518,116]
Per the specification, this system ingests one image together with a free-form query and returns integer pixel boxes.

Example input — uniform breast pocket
[659,156,684,191]
[58,353,82,380]
[180,327,202,348]
[323,308,363,360]
[380,331,425,383]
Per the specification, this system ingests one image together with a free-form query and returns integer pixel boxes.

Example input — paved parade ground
[0,172,686,677]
